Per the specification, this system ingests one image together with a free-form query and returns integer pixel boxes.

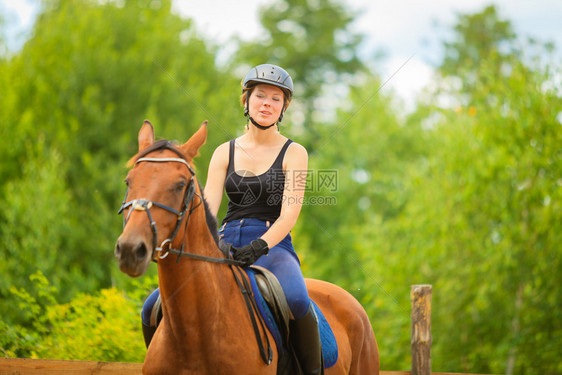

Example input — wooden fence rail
[0,359,493,375]
[0,357,142,374]
[0,284,496,375]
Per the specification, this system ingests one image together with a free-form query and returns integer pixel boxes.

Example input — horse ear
[138,120,154,152]
[181,121,207,159]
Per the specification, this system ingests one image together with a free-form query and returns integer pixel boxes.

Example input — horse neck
[156,201,237,334]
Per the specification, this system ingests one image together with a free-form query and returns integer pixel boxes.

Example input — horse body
[307,279,379,374]
[143,213,278,374]
[115,121,379,374]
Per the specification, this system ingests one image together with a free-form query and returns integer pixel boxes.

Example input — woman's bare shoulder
[209,140,232,167]
[287,140,308,158]
[284,141,308,170]
[212,140,231,156]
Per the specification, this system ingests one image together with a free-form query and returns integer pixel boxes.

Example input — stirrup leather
[150,295,163,328]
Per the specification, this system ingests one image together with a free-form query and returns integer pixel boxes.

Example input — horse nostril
[135,242,148,260]
[114,242,122,258]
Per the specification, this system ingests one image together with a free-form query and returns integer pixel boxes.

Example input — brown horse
[114,121,379,374]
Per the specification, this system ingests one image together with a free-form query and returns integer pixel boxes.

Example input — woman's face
[248,84,285,125]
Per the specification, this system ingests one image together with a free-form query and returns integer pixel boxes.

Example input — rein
[117,153,272,364]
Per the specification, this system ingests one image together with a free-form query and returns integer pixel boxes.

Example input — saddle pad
[246,269,339,368]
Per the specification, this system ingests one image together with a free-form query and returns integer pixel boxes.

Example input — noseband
[118,156,199,261]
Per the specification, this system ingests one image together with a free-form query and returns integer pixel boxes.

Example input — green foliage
[441,5,516,84]
[0,145,80,323]
[0,0,238,325]
[297,5,562,374]
[33,288,146,362]
[294,72,428,370]
[1,270,153,362]
[0,271,55,357]
[361,8,562,374]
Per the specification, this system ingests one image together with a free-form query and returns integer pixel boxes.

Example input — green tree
[0,0,238,325]
[294,72,428,370]
[363,6,562,373]
[441,5,516,92]
[0,9,6,58]
[235,0,366,148]
[0,145,77,321]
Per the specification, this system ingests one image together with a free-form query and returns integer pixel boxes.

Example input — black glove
[232,239,269,267]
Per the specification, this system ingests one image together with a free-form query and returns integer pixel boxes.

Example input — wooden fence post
[411,284,432,375]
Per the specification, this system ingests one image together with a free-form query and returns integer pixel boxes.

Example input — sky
[2,0,562,107]
[172,0,562,106]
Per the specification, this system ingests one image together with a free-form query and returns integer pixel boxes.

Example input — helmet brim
[246,78,292,91]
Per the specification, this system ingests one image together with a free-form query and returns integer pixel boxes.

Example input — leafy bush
[1,271,155,362]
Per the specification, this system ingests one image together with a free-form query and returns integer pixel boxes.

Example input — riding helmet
[242,64,294,100]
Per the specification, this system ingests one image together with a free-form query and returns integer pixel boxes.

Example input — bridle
[118,156,200,261]
[117,155,243,265]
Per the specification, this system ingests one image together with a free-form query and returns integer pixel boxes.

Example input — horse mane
[127,139,220,244]
[197,179,220,245]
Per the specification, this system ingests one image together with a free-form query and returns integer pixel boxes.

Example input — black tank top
[223,138,293,224]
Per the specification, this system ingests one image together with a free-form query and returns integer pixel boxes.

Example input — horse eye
[124,179,130,187]
[176,181,186,191]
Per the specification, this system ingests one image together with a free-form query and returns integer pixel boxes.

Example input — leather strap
[150,295,162,328]
[230,266,273,365]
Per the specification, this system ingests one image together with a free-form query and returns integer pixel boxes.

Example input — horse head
[114,120,207,277]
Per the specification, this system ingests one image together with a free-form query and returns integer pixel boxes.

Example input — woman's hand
[232,239,269,267]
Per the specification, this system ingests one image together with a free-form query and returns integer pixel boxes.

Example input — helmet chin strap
[249,116,277,130]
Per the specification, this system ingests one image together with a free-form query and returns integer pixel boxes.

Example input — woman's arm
[260,142,308,248]
[204,142,230,217]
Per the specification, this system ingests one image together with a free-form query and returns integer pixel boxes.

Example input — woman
[141,64,323,375]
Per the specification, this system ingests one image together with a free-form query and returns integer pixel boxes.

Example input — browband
[136,157,190,166]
